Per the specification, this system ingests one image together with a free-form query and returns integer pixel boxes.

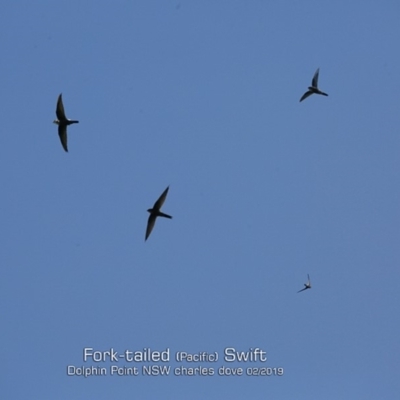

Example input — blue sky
[1,1,399,399]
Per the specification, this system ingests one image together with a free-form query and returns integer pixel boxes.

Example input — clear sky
[1,1,399,399]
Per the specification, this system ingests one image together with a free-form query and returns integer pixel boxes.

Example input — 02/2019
[246,367,284,376]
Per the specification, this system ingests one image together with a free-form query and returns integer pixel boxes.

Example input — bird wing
[145,214,157,241]
[297,287,307,293]
[312,68,320,87]
[300,90,313,102]
[58,124,68,152]
[56,93,67,121]
[153,186,169,210]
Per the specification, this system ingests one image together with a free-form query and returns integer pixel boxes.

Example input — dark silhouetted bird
[297,274,312,293]
[53,94,79,152]
[299,68,328,102]
[145,186,172,241]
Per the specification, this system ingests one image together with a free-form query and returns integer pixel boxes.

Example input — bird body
[145,186,172,241]
[297,274,312,293]
[53,93,79,152]
[300,68,328,102]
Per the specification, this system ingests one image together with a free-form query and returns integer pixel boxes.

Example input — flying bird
[53,93,79,152]
[299,68,328,102]
[145,186,172,241]
[297,274,312,293]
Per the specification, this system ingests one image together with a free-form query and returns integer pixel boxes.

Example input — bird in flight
[145,186,172,241]
[297,274,312,293]
[299,68,328,102]
[53,94,79,152]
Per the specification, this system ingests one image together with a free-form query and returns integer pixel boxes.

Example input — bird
[145,186,172,241]
[297,274,312,293]
[299,68,328,102]
[53,93,79,152]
